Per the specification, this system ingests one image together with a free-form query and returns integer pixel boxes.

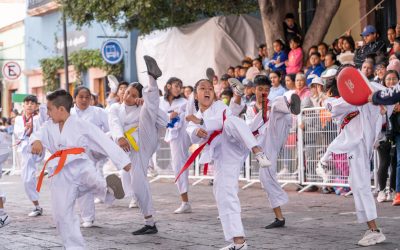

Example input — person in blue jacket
[268,39,288,73]
[305,52,325,85]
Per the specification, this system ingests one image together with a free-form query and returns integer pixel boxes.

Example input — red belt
[340,111,359,130]
[175,110,226,182]
[36,148,85,192]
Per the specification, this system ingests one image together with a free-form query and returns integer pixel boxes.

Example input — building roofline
[0,20,24,33]
[27,1,59,17]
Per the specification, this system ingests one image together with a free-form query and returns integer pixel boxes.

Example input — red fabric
[36,148,85,192]
[340,111,359,131]
[175,110,226,182]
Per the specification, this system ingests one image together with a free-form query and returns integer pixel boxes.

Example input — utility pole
[62,13,69,91]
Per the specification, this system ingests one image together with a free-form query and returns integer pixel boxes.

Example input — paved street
[0,174,399,250]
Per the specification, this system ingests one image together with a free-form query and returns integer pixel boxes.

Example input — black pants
[377,140,397,191]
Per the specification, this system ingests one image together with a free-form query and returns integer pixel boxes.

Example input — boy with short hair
[30,89,131,249]
[13,95,43,217]
[244,75,300,229]
[305,52,325,86]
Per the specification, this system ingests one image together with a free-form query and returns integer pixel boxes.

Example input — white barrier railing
[149,107,377,194]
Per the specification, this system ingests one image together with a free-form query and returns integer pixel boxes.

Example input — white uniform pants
[348,145,377,223]
[259,166,289,208]
[77,159,107,223]
[130,159,154,217]
[170,135,190,194]
[213,117,258,241]
[21,153,40,202]
[50,162,108,250]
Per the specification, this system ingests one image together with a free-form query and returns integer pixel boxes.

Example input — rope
[340,0,385,37]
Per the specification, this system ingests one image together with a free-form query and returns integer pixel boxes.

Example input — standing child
[0,131,11,227]
[108,56,168,235]
[184,79,271,250]
[243,75,300,229]
[30,89,130,249]
[71,86,110,228]
[14,95,43,217]
[285,37,303,75]
[319,76,390,246]
[159,77,192,214]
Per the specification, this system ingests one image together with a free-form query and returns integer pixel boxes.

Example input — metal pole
[62,13,69,90]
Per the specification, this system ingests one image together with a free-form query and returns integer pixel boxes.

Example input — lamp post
[62,13,69,91]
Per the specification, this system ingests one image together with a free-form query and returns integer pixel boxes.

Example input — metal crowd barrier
[150,107,377,194]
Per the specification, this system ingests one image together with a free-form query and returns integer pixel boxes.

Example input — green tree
[59,0,341,56]
[59,0,258,34]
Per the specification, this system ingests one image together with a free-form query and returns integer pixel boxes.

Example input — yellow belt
[124,127,139,151]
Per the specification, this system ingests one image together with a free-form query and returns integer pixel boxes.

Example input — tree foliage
[58,0,259,34]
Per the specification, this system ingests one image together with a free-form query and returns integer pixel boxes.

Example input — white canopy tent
[136,14,265,89]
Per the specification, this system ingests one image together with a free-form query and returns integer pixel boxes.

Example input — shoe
[357,229,386,246]
[174,203,192,214]
[265,218,285,229]
[228,78,245,97]
[392,193,400,206]
[255,152,271,168]
[82,221,94,228]
[377,190,387,203]
[143,55,162,80]
[219,241,248,250]
[28,207,43,217]
[106,174,125,200]
[288,93,301,115]
[208,179,214,186]
[316,161,329,183]
[386,189,394,202]
[128,198,138,208]
[0,214,10,228]
[206,67,215,82]
[132,224,158,235]
[94,198,102,204]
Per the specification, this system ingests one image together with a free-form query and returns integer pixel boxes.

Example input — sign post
[101,40,124,64]
[2,62,21,80]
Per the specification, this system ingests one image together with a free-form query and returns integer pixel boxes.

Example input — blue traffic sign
[101,40,123,64]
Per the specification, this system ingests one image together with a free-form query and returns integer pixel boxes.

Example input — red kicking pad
[337,67,373,106]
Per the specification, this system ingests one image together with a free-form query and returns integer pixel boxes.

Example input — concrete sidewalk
[0,175,399,250]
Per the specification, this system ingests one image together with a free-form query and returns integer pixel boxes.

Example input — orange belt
[36,147,85,192]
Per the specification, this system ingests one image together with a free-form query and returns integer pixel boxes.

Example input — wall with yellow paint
[324,0,362,45]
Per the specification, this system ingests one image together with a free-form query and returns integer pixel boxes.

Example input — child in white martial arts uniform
[71,86,110,228]
[319,77,390,247]
[106,81,139,208]
[0,131,11,228]
[13,95,44,217]
[30,89,131,250]
[109,56,167,235]
[238,75,300,229]
[185,79,271,250]
[159,77,192,214]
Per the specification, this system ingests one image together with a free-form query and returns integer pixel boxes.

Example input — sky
[0,1,26,29]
